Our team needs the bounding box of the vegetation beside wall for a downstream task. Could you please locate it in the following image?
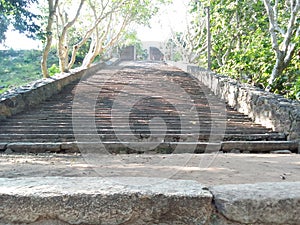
[169,0,300,100]
[0,49,58,94]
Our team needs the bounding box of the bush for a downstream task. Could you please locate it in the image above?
[48,64,60,76]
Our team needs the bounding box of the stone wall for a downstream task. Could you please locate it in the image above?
[0,59,118,121]
[169,62,300,141]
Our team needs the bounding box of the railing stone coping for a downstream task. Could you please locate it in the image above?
[0,58,119,121]
[0,177,299,225]
[168,61,300,141]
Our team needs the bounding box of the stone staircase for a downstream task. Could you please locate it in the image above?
[0,61,298,153]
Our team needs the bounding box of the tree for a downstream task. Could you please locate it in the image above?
[80,0,166,68]
[263,0,300,88]
[41,0,59,78]
[173,0,299,98]
[209,0,273,85]
[56,0,85,72]
[39,0,169,74]
[80,0,128,68]
[0,0,40,43]
[40,0,175,78]
[168,1,207,64]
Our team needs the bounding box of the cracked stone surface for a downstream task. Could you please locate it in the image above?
[0,177,212,225]
[1,177,300,225]
[210,182,300,225]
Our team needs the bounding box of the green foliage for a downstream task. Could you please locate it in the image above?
[164,38,183,62]
[0,0,40,43]
[48,64,60,76]
[190,0,300,100]
[293,77,300,100]
[0,48,85,95]
[0,49,58,94]
[118,31,148,60]
[173,52,183,62]
[117,0,171,26]
[270,75,300,100]
[274,57,300,100]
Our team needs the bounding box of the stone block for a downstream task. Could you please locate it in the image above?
[210,182,300,225]
[270,149,292,154]
[0,177,212,225]
[222,141,298,152]
[0,143,7,151]
[60,142,79,152]
[7,142,61,153]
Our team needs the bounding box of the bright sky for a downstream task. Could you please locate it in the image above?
[0,0,187,50]
[136,0,187,42]
[0,30,43,50]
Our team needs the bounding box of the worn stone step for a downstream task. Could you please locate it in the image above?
[0,126,271,133]
[0,61,289,154]
[1,177,299,225]
[0,120,260,128]
[0,118,265,124]
[0,133,286,141]
[0,118,246,124]
[8,114,246,120]
[1,141,222,153]
[221,140,299,153]
[4,110,249,118]
[0,124,252,131]
[0,128,273,134]
[0,177,213,225]
[0,120,270,126]
[1,140,297,153]
[210,182,300,225]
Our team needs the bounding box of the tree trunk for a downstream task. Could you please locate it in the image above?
[58,45,69,72]
[57,0,85,72]
[41,0,58,78]
[41,38,51,78]
[269,50,285,86]
[263,0,300,88]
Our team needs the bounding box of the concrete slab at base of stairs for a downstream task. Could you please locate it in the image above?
[210,182,300,225]
[0,177,299,225]
[0,177,212,225]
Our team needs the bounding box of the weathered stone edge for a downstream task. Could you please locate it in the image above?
[168,61,300,141]
[0,58,120,121]
[0,177,300,225]
[0,177,213,225]
[210,181,300,225]
[0,140,299,154]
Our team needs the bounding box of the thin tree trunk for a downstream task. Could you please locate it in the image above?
[41,0,59,78]
[57,0,85,72]
[67,2,113,70]
[263,0,300,87]
[269,51,285,86]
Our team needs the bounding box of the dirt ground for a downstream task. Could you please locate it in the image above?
[0,152,299,186]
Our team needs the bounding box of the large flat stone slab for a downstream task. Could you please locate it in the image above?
[221,140,299,152]
[210,182,300,225]
[0,177,212,225]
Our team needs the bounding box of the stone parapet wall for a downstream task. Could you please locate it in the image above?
[169,62,300,140]
[0,59,118,121]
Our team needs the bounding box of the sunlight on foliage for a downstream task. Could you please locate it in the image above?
[180,0,300,100]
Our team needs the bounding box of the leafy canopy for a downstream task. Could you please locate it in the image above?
[0,0,40,43]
